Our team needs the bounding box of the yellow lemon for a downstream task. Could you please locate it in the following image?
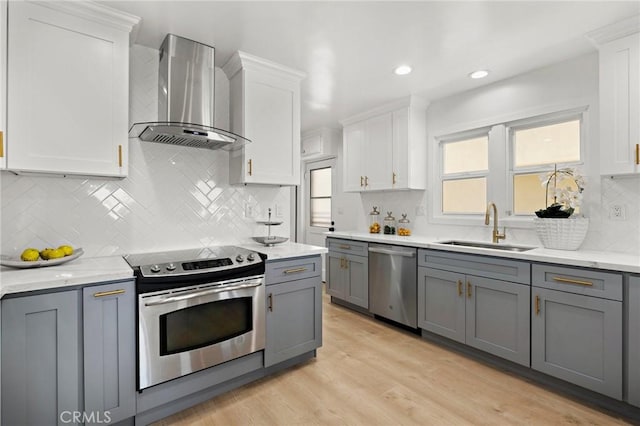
[58,245,74,256]
[48,248,65,260]
[20,248,40,262]
[40,248,54,260]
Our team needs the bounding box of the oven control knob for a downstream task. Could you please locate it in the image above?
[166,263,176,271]
[247,253,255,261]
[150,264,161,273]
[236,254,245,263]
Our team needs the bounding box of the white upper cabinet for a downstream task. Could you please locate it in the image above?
[0,1,6,170]
[5,1,139,177]
[223,51,305,186]
[341,96,428,192]
[588,17,640,176]
[301,127,340,159]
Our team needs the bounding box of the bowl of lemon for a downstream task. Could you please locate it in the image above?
[1,245,84,268]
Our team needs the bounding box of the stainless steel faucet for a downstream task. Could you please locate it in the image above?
[485,202,506,244]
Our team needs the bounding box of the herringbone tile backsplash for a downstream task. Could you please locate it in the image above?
[1,45,291,258]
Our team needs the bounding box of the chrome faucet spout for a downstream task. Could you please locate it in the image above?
[485,202,506,244]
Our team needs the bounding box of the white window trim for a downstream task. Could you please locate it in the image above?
[430,105,589,229]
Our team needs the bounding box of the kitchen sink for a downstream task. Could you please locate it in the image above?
[436,240,536,252]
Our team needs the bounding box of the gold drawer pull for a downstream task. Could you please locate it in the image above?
[339,244,351,250]
[535,295,540,315]
[118,144,123,167]
[93,289,125,298]
[552,276,593,286]
[0,131,4,158]
[283,267,307,274]
[248,159,253,176]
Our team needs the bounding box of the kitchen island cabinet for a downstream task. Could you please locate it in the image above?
[326,238,369,309]
[83,280,136,424]
[2,289,81,425]
[531,264,623,400]
[223,51,305,186]
[5,1,138,177]
[265,256,323,367]
[418,249,531,366]
[628,275,640,407]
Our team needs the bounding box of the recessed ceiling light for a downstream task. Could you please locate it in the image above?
[469,70,489,79]
[394,65,412,75]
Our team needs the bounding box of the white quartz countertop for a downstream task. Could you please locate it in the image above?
[328,231,640,274]
[0,255,134,298]
[240,241,328,261]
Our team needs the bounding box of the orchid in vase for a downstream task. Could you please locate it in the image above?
[534,165,585,219]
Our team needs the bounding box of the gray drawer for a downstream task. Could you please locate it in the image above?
[532,264,622,301]
[419,249,530,285]
[266,256,321,286]
[327,238,368,257]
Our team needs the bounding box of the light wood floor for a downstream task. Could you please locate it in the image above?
[154,290,635,425]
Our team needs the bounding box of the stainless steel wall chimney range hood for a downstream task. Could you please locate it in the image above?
[129,34,250,150]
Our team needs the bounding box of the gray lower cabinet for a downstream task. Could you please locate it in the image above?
[628,274,640,407]
[83,281,136,424]
[531,281,623,399]
[418,266,530,366]
[327,250,368,308]
[265,256,323,367]
[2,290,81,426]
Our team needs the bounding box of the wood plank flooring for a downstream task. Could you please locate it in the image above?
[154,290,635,425]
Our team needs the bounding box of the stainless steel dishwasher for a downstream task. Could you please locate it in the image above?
[368,243,417,328]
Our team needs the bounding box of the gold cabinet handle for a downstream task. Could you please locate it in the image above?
[535,295,540,316]
[0,130,4,158]
[457,280,463,296]
[636,144,639,165]
[552,276,593,286]
[360,176,364,187]
[93,289,125,298]
[248,159,253,176]
[339,244,351,250]
[268,293,273,312]
[392,172,397,185]
[365,176,369,187]
[467,281,472,298]
[118,144,123,167]
[283,267,307,274]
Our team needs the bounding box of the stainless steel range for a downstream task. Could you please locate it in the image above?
[125,246,266,390]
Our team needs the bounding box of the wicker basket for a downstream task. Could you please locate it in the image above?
[533,217,589,250]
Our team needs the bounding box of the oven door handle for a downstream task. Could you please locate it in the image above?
[143,281,262,306]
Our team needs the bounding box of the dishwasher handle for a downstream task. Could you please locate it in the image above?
[368,247,416,258]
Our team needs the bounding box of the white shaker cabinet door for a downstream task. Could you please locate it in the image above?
[7,2,135,177]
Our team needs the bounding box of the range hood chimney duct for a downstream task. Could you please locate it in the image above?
[129,34,250,150]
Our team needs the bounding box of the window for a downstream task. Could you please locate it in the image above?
[440,135,488,214]
[309,167,332,227]
[511,117,582,215]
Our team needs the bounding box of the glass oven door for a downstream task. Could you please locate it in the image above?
[138,276,265,390]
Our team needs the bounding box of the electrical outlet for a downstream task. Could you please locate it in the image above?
[244,203,254,218]
[610,204,626,220]
[275,204,283,218]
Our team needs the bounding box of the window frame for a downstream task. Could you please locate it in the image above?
[506,107,587,219]
[437,127,491,218]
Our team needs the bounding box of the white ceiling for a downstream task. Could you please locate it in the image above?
[102,1,640,132]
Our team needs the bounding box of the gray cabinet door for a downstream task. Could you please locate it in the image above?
[327,251,346,299]
[531,287,622,399]
[628,275,640,407]
[466,276,530,366]
[418,267,465,343]
[265,276,323,367]
[2,290,81,426]
[346,254,368,308]
[83,281,136,424]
